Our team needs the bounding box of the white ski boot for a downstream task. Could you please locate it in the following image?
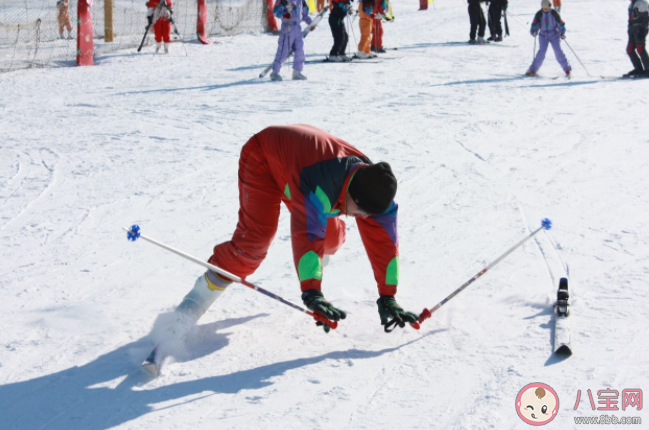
[155,42,162,53]
[175,271,231,323]
[164,42,170,54]
[292,69,307,80]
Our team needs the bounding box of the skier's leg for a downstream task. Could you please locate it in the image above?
[292,28,306,72]
[529,36,549,72]
[154,20,163,43]
[375,18,383,49]
[487,3,495,37]
[468,5,478,40]
[329,14,343,56]
[272,22,291,73]
[209,135,283,279]
[478,6,486,38]
[636,27,649,70]
[627,29,644,71]
[358,15,372,54]
[341,21,349,55]
[551,38,571,72]
[493,4,503,37]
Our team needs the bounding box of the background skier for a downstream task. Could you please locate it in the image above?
[328,0,353,61]
[146,0,173,53]
[270,0,313,81]
[487,0,508,42]
[625,0,649,77]
[175,124,419,334]
[357,0,386,58]
[526,0,571,77]
[56,0,73,40]
[467,0,487,44]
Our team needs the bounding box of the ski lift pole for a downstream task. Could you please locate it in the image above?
[124,225,338,330]
[417,219,553,326]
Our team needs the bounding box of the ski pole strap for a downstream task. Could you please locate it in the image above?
[383,318,421,333]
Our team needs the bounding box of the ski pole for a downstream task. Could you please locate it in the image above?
[123,225,339,330]
[416,218,553,326]
[137,21,153,52]
[562,39,590,77]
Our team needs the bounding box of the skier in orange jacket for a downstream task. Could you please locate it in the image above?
[178,125,419,333]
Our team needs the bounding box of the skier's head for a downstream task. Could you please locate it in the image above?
[541,0,551,10]
[347,162,397,216]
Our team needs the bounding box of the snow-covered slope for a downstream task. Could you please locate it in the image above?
[1,0,647,428]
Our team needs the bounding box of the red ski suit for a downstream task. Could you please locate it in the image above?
[209,125,400,296]
[147,0,173,43]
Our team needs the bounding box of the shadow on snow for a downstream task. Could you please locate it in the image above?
[0,315,444,430]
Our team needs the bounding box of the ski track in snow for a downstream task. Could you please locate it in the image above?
[1,0,649,429]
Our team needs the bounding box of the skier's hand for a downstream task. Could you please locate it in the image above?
[147,14,153,25]
[376,295,419,332]
[302,290,347,333]
[560,33,566,40]
[282,12,291,19]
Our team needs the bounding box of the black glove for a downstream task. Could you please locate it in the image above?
[302,290,347,333]
[376,295,419,332]
[168,6,173,14]
[147,14,153,25]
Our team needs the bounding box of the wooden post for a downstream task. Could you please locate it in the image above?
[104,0,113,42]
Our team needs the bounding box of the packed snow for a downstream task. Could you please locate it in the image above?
[1,0,648,428]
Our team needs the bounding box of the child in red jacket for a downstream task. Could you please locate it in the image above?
[147,0,173,53]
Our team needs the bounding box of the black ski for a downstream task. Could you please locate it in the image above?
[553,277,572,356]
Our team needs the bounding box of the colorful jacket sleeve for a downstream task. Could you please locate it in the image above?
[302,0,313,25]
[356,202,399,296]
[530,10,542,35]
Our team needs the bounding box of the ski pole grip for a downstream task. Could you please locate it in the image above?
[418,308,432,324]
[310,310,338,330]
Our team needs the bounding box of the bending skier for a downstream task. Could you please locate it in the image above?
[525,0,571,77]
[270,0,313,81]
[625,0,649,77]
[177,125,419,333]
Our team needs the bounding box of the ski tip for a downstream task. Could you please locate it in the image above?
[126,224,141,241]
[541,218,552,230]
[555,345,572,357]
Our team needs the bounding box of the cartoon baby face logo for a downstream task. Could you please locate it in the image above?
[516,383,559,426]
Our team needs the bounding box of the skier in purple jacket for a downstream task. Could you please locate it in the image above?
[525,0,572,77]
[270,0,313,81]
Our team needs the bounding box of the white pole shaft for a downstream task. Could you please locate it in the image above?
[122,227,243,283]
